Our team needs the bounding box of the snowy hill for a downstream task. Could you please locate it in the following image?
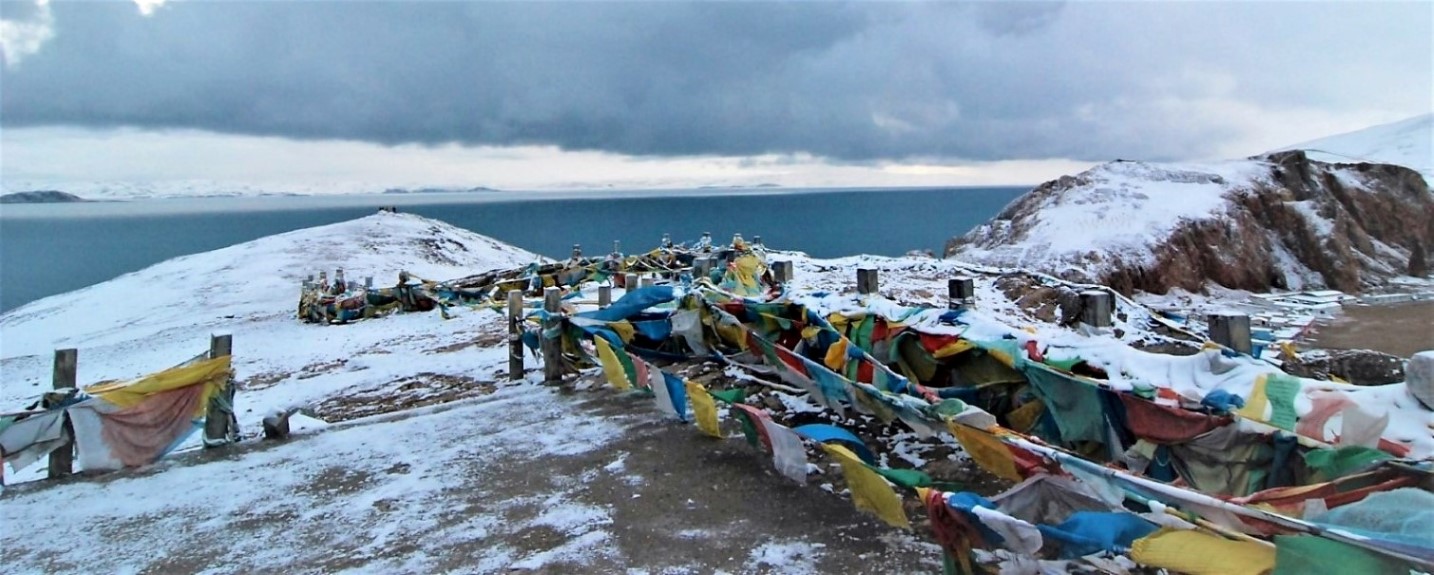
[946,151,1433,294]
[1277,113,1433,184]
[0,211,544,419]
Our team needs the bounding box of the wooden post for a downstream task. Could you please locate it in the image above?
[1080,290,1113,328]
[949,277,975,310]
[771,261,793,284]
[364,276,373,289]
[542,287,563,384]
[640,276,656,289]
[204,334,235,447]
[598,285,612,308]
[508,290,524,380]
[693,257,712,281]
[624,273,639,290]
[48,348,77,479]
[856,268,879,295]
[1208,312,1253,355]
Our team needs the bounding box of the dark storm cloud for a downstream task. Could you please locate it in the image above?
[1,1,1429,162]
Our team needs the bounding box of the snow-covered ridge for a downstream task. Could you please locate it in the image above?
[947,151,1433,294]
[1276,113,1432,184]
[948,158,1269,275]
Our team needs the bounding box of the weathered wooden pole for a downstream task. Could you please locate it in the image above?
[856,268,879,295]
[771,261,793,284]
[542,287,563,385]
[1079,290,1113,328]
[624,273,640,290]
[598,285,613,308]
[1208,312,1253,355]
[204,334,235,447]
[508,290,525,380]
[948,277,975,310]
[49,348,77,479]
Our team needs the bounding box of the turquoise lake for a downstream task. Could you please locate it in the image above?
[0,186,1025,311]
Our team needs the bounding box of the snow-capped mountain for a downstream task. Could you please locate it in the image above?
[1276,113,1432,184]
[946,151,1433,294]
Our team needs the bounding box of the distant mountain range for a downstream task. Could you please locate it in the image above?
[0,190,89,204]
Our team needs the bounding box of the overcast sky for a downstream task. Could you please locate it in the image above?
[1,0,1429,194]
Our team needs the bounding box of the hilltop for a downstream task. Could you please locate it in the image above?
[946,151,1433,294]
[1277,113,1432,184]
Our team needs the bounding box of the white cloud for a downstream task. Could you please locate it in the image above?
[0,127,1093,198]
[0,0,53,69]
[133,0,168,17]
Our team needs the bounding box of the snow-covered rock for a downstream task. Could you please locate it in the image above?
[946,151,1433,294]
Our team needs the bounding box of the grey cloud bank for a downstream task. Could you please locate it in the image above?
[1,1,1429,163]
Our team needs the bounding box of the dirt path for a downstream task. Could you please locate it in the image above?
[1305,300,1434,357]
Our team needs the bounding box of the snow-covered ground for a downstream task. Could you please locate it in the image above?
[2,211,1429,573]
[1276,113,1433,184]
[0,212,945,573]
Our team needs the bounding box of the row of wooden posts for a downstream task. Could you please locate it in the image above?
[43,334,235,479]
[501,266,1257,384]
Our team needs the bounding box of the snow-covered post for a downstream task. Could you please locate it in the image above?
[598,285,612,308]
[507,290,524,381]
[1208,312,1253,355]
[1079,290,1112,328]
[857,268,879,295]
[1408,351,1434,409]
[771,261,793,284]
[203,334,236,448]
[48,348,77,479]
[949,277,975,310]
[542,287,564,385]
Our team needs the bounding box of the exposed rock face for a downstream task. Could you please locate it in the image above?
[946,151,1434,295]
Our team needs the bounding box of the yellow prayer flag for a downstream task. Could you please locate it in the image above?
[686,381,723,439]
[949,422,1023,482]
[607,321,636,344]
[824,339,849,371]
[1237,374,1269,422]
[1130,528,1275,575]
[86,356,231,416]
[593,337,631,390]
[822,443,911,530]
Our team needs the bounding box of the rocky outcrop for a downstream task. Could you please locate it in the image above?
[946,151,1434,295]
[1283,349,1407,386]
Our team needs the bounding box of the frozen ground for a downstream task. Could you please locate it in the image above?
[0,212,944,574]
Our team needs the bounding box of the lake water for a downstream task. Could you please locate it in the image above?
[0,186,1024,311]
